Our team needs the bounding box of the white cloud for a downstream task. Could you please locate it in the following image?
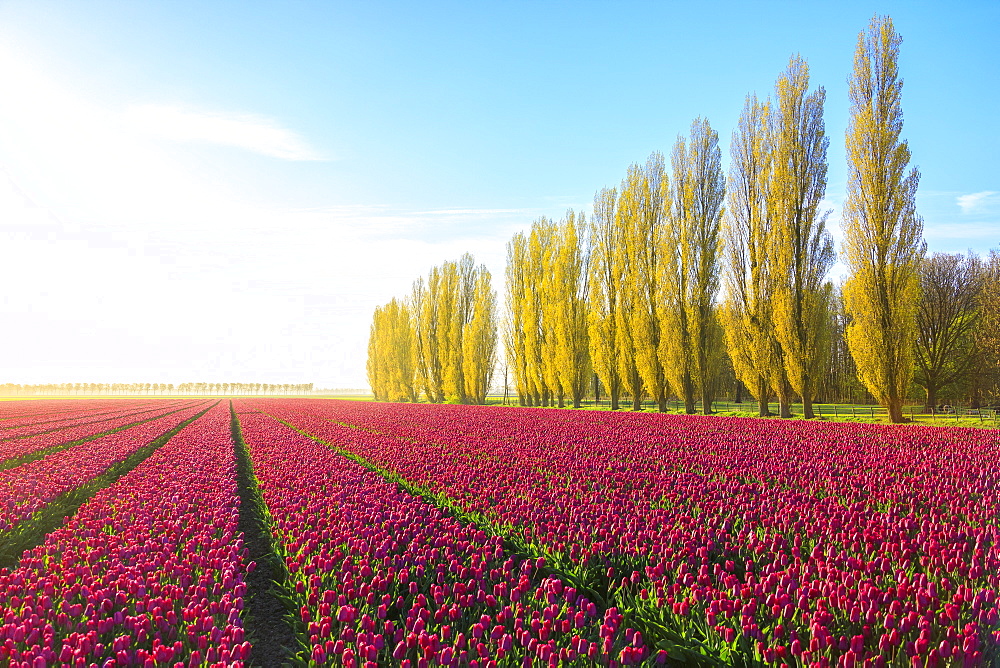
[122,104,325,161]
[956,191,997,214]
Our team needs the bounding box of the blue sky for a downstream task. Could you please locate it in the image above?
[0,1,996,388]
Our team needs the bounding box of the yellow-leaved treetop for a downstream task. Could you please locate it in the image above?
[366,298,417,402]
[528,218,557,406]
[505,232,531,405]
[461,262,497,405]
[366,306,388,401]
[413,268,446,402]
[661,118,725,414]
[613,171,648,411]
[587,187,623,409]
[409,254,497,404]
[721,94,779,417]
[550,211,591,408]
[410,276,437,402]
[619,154,671,411]
[842,15,926,423]
[507,219,560,407]
[438,259,463,401]
[770,55,835,420]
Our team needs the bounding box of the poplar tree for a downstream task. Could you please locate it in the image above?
[619,154,670,411]
[461,263,497,404]
[438,259,463,402]
[721,94,778,416]
[527,218,557,406]
[551,210,591,408]
[771,56,835,419]
[587,187,623,409]
[415,267,447,403]
[842,15,926,423]
[505,233,531,405]
[662,118,725,414]
[614,174,647,411]
[366,298,417,402]
[366,307,387,401]
[410,277,436,402]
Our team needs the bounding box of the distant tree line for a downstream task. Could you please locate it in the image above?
[0,382,315,396]
[367,17,1000,422]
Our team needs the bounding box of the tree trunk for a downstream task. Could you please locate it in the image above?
[801,374,816,418]
[683,373,696,414]
[802,396,815,419]
[777,383,792,418]
[756,376,771,417]
[923,385,938,413]
[888,399,905,424]
[701,387,713,415]
[557,393,565,408]
[630,369,643,410]
[611,391,620,410]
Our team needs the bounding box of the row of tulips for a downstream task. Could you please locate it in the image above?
[235,406,659,666]
[0,402,250,665]
[0,401,211,535]
[0,400,146,430]
[0,400,109,420]
[0,400,183,440]
[0,398,171,428]
[256,399,1000,667]
[0,400,203,466]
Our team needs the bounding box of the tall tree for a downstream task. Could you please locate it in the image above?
[439,259,464,402]
[413,271,446,403]
[771,56,836,419]
[367,301,416,402]
[461,263,498,405]
[721,94,778,417]
[527,218,558,406]
[613,173,648,411]
[505,233,531,406]
[587,187,623,410]
[842,15,926,423]
[551,210,592,408]
[367,306,387,401]
[619,154,670,411]
[914,253,985,411]
[662,118,725,414]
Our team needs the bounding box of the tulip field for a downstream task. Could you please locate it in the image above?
[0,398,997,666]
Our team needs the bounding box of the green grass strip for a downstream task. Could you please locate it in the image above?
[230,403,309,667]
[0,402,206,473]
[0,403,216,570]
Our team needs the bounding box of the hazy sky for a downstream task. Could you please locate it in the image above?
[0,1,996,388]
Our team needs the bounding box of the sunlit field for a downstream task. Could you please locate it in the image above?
[0,397,997,665]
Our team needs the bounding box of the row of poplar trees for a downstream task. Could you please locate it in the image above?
[369,16,946,423]
[367,254,497,404]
